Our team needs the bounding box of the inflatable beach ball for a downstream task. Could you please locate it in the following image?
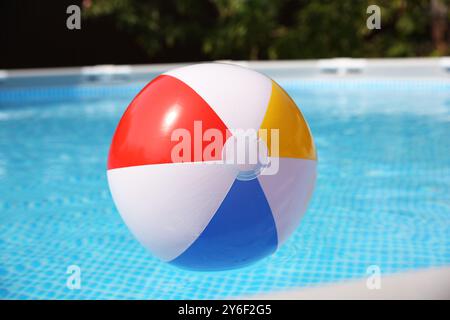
[107,63,317,271]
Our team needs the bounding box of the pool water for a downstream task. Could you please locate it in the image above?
[0,79,449,299]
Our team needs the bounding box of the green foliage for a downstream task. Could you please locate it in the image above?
[84,0,450,61]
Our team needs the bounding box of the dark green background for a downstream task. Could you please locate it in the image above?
[2,0,449,69]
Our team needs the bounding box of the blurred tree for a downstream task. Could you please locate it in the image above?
[84,0,218,61]
[83,0,450,61]
[431,0,449,54]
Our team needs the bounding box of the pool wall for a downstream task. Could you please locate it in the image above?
[1,58,449,89]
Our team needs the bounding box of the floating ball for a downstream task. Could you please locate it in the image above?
[107,63,317,271]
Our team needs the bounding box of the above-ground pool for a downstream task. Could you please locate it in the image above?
[0,75,449,299]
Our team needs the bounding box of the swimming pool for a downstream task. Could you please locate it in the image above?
[0,71,449,299]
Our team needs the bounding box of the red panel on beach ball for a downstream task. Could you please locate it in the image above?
[108,75,229,170]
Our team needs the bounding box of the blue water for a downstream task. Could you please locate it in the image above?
[0,79,449,299]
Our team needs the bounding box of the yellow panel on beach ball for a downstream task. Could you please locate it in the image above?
[259,81,316,160]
